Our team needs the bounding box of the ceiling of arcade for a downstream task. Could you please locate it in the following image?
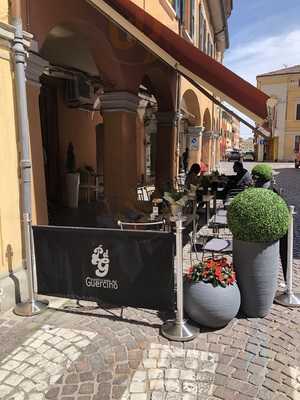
[25,0,177,103]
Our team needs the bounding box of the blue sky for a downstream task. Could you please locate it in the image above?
[224,0,300,138]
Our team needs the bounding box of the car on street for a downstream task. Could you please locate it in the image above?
[242,151,255,161]
[227,150,241,161]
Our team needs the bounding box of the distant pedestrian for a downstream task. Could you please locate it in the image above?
[182,148,189,174]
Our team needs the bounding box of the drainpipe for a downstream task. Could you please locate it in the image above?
[11,2,48,316]
[175,1,184,181]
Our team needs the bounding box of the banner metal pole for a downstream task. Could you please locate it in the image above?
[12,18,48,316]
[275,205,300,307]
[161,217,198,341]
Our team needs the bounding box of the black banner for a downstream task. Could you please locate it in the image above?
[33,226,175,310]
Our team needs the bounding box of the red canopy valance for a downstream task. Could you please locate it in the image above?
[87,0,269,125]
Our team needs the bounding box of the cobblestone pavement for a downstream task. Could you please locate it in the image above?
[0,162,299,400]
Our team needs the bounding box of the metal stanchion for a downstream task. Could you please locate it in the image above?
[14,214,48,316]
[161,217,198,341]
[275,206,300,307]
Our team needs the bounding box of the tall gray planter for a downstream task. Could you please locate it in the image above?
[184,280,240,328]
[233,239,279,318]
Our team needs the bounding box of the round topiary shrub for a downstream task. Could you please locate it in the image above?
[251,164,273,181]
[228,188,289,242]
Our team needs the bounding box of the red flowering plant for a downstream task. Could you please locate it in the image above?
[186,257,236,288]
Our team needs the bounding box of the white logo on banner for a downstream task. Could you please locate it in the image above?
[85,245,119,290]
[91,245,110,278]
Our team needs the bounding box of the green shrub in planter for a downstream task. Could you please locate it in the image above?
[228,188,290,317]
[251,164,273,182]
[228,188,289,242]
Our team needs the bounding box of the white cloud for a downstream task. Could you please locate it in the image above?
[224,30,300,137]
[225,29,300,85]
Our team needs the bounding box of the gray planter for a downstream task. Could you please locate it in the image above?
[183,280,240,328]
[233,239,279,318]
[255,180,271,189]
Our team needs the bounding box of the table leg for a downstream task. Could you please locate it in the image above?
[206,201,210,225]
[213,193,217,215]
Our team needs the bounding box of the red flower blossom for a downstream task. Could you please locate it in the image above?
[185,257,236,287]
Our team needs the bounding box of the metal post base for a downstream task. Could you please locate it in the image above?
[161,319,198,342]
[275,292,300,307]
[14,299,49,316]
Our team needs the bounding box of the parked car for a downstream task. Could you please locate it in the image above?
[242,151,255,161]
[227,151,241,161]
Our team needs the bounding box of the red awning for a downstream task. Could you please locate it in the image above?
[87,0,269,125]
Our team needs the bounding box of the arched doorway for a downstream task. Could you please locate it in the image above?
[180,90,201,171]
[136,76,159,186]
[39,24,103,223]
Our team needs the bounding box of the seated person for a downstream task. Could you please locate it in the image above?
[185,163,203,205]
[185,163,202,189]
[230,161,252,188]
[223,161,252,198]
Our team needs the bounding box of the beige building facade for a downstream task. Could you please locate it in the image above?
[0,0,233,312]
[257,65,300,161]
[138,0,233,172]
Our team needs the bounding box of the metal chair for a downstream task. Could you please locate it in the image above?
[145,186,155,199]
[202,237,232,260]
[137,186,151,201]
[118,219,166,231]
[209,212,228,235]
[175,175,186,192]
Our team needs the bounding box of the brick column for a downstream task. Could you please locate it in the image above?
[101,92,139,212]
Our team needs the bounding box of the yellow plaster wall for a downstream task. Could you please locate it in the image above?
[131,0,179,32]
[57,91,99,174]
[286,87,300,131]
[27,83,48,225]
[284,134,296,161]
[0,0,9,23]
[0,46,23,274]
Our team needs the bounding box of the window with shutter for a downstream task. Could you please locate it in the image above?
[296,104,300,120]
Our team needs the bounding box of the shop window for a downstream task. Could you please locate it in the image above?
[207,35,214,57]
[203,20,207,53]
[198,8,205,51]
[189,0,195,38]
[295,135,300,152]
[296,104,300,120]
[168,0,179,14]
[179,0,195,40]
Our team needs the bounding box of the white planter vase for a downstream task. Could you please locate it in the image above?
[65,173,80,208]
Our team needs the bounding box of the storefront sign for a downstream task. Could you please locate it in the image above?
[189,135,200,150]
[33,226,175,310]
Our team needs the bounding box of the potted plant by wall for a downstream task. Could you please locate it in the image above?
[184,257,240,328]
[228,188,289,317]
[65,142,80,208]
[251,164,273,188]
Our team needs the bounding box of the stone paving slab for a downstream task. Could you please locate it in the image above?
[0,324,96,399]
